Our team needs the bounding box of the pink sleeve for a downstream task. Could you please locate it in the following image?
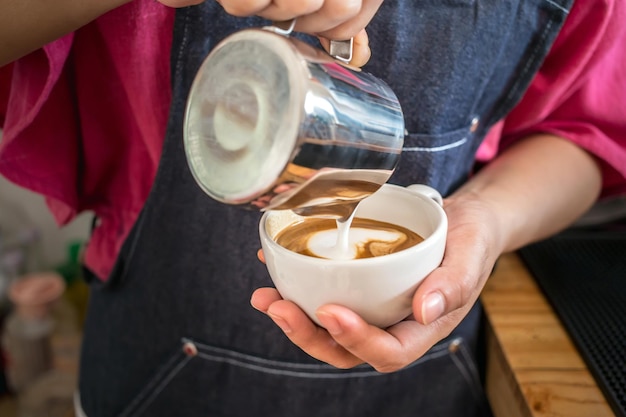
[0,63,13,126]
[501,0,626,198]
[0,35,79,224]
[525,67,626,197]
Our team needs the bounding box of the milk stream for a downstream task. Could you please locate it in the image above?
[334,211,356,260]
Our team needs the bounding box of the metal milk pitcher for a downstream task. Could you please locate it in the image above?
[183,22,405,217]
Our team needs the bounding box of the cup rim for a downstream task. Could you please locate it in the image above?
[259,184,447,265]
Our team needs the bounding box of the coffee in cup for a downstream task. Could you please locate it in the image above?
[274,217,424,260]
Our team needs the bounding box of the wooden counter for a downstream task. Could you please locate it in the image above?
[481,253,615,417]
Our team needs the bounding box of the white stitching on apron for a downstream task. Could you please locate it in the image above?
[403,137,468,153]
[543,0,569,14]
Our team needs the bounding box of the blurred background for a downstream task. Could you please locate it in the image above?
[0,144,92,417]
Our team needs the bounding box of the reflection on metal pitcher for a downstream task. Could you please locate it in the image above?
[183,26,404,214]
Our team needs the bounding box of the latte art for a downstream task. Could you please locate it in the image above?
[275,218,424,260]
[308,228,408,259]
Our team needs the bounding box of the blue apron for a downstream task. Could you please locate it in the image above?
[78,1,573,416]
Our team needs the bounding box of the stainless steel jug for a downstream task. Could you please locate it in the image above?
[183,22,405,217]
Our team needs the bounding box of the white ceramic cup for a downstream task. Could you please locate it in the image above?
[259,183,447,328]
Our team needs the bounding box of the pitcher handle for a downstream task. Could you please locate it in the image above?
[267,19,297,35]
[329,38,353,63]
[267,20,353,63]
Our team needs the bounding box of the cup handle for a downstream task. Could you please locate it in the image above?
[406,184,444,206]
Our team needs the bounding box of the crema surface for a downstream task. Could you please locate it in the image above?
[275,218,424,260]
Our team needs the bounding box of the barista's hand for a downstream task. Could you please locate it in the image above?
[215,0,383,67]
[252,133,601,370]
[251,194,502,371]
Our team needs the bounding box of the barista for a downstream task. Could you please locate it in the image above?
[1,1,625,416]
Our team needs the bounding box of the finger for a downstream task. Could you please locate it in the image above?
[312,0,383,40]
[291,0,363,35]
[412,230,491,325]
[217,0,271,17]
[351,29,371,66]
[259,0,324,22]
[266,300,363,368]
[315,304,444,372]
[257,249,266,264]
[250,287,282,312]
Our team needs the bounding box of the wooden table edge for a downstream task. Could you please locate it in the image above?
[481,252,616,417]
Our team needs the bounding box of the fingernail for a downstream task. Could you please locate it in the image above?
[316,311,342,335]
[422,292,446,325]
[250,299,264,313]
[268,313,291,333]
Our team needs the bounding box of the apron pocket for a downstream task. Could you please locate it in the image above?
[117,336,490,417]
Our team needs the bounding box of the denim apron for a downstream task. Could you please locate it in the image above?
[78,1,573,416]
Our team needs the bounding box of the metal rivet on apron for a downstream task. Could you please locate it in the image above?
[470,117,480,133]
[182,341,198,357]
[448,337,462,353]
